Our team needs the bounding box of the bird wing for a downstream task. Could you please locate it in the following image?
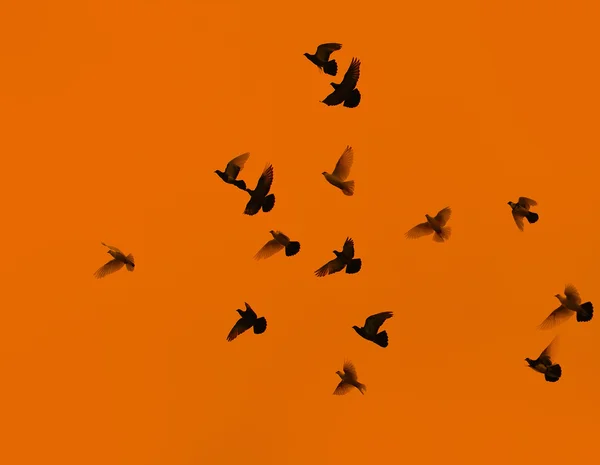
[225,152,250,178]
[405,222,434,239]
[342,237,355,259]
[434,207,452,226]
[333,381,354,396]
[321,58,361,106]
[226,317,253,342]
[518,197,537,209]
[331,146,354,181]
[564,284,582,305]
[539,336,559,362]
[364,311,393,335]
[253,163,274,197]
[511,210,525,231]
[316,43,342,62]
[93,259,125,279]
[254,239,285,260]
[343,360,358,381]
[101,242,123,255]
[314,257,345,277]
[538,305,574,330]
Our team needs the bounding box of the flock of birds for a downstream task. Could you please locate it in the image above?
[93,43,594,395]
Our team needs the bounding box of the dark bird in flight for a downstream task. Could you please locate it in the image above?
[94,242,135,279]
[508,197,539,231]
[321,57,361,108]
[538,284,594,329]
[215,152,250,190]
[254,230,300,260]
[244,163,276,215]
[226,302,267,342]
[304,43,342,76]
[315,237,362,277]
[333,360,366,395]
[353,311,394,348]
[525,336,562,382]
[322,145,355,196]
[405,207,452,242]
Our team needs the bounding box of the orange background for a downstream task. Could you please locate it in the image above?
[1,1,599,464]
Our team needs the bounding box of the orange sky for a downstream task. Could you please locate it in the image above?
[1,1,599,464]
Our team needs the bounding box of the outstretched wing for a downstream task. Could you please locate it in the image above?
[538,305,573,330]
[101,242,123,255]
[331,146,354,181]
[315,257,345,277]
[321,58,361,106]
[364,311,393,335]
[93,259,125,279]
[434,207,452,226]
[254,239,284,260]
[405,222,434,239]
[518,197,537,209]
[539,336,559,363]
[316,43,342,62]
[333,381,353,396]
[253,163,274,197]
[564,284,582,305]
[342,237,355,259]
[226,317,253,342]
[511,209,526,231]
[343,360,358,381]
[225,152,250,179]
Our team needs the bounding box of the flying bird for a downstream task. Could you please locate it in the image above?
[215,152,250,190]
[525,336,562,382]
[333,360,366,395]
[244,163,276,215]
[254,230,301,260]
[405,207,452,242]
[226,302,267,342]
[304,43,342,76]
[94,242,135,279]
[352,311,393,348]
[315,237,362,277]
[538,284,594,329]
[322,145,355,196]
[508,197,539,231]
[321,57,361,108]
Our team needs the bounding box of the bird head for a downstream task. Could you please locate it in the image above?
[507,201,514,206]
[236,309,245,317]
[554,294,561,299]
[321,171,328,176]
[333,250,342,257]
[303,52,310,58]
[425,214,433,221]
[336,371,344,379]
[524,358,533,366]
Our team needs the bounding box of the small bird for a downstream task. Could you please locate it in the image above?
[322,145,355,196]
[405,207,452,242]
[508,197,539,231]
[244,163,276,215]
[254,230,301,260]
[333,360,366,395]
[525,336,562,382]
[352,312,394,348]
[226,302,267,342]
[215,152,250,190]
[94,242,135,279]
[321,57,361,108]
[304,43,342,76]
[315,237,362,277]
[539,284,594,329]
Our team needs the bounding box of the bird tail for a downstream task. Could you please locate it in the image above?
[253,317,267,335]
[285,241,301,257]
[233,179,247,190]
[340,180,355,196]
[345,258,362,274]
[262,194,275,213]
[433,226,451,242]
[343,89,361,109]
[323,60,338,76]
[356,382,366,394]
[126,254,135,271]
[373,331,388,348]
[544,364,562,382]
[577,302,594,322]
[525,211,539,224]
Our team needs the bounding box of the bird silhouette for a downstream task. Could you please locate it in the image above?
[322,145,355,196]
[215,152,250,190]
[254,230,301,260]
[333,360,366,395]
[244,163,276,215]
[352,311,393,348]
[321,57,361,108]
[525,336,562,382]
[94,242,135,279]
[226,302,267,342]
[304,43,342,76]
[539,284,594,329]
[315,237,362,277]
[508,197,539,231]
[405,207,452,242]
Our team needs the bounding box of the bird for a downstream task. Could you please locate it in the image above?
[333,360,366,395]
[244,163,276,215]
[352,311,394,348]
[405,207,452,242]
[254,230,301,260]
[93,242,135,279]
[215,152,250,190]
[525,336,562,382]
[508,197,539,231]
[226,302,267,342]
[322,145,355,196]
[538,284,594,329]
[304,43,342,76]
[315,237,362,277]
[321,57,361,108]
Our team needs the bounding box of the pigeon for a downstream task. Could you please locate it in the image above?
[352,311,394,348]
[215,152,250,190]
[315,237,362,277]
[244,163,276,215]
[538,284,594,329]
[94,242,135,279]
[226,302,267,342]
[405,207,452,242]
[525,336,562,382]
[508,197,539,231]
[321,57,361,108]
[254,230,301,260]
[333,360,366,395]
[322,145,355,196]
[304,43,342,76]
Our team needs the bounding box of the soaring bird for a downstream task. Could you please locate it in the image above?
[226,302,267,342]
[254,230,301,260]
[538,284,594,329]
[304,43,342,76]
[525,336,562,382]
[215,152,250,190]
[321,57,361,108]
[315,237,362,277]
[405,207,452,242]
[508,197,539,231]
[333,360,366,395]
[352,311,394,348]
[244,163,276,215]
[322,145,355,196]
[94,242,135,279]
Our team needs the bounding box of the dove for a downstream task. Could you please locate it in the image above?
[525,336,562,382]
[322,145,355,196]
[352,311,393,348]
[304,43,342,76]
[215,152,250,190]
[226,302,267,342]
[321,57,361,108]
[508,197,539,231]
[314,237,362,277]
[405,207,452,242]
[244,163,276,216]
[254,230,301,260]
[538,284,594,329]
[93,242,135,279]
[333,360,366,395]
